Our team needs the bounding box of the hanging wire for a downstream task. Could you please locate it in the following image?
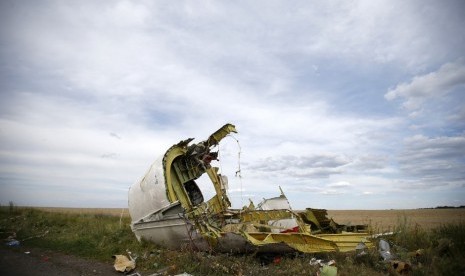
[216,134,243,207]
[227,134,243,207]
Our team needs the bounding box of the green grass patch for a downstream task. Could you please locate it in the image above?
[1,207,464,275]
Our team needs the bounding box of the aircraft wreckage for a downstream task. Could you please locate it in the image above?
[129,124,372,253]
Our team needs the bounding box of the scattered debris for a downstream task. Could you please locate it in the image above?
[310,257,321,266]
[378,239,394,261]
[390,260,411,274]
[310,258,336,267]
[5,239,20,247]
[22,230,49,241]
[273,256,282,265]
[318,265,338,276]
[326,260,336,266]
[376,238,415,274]
[113,254,136,273]
[371,232,394,238]
[408,248,423,258]
[148,265,177,276]
[355,242,368,256]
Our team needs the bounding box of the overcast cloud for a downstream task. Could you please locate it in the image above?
[1,0,464,209]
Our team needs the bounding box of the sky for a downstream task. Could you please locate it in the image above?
[1,0,464,210]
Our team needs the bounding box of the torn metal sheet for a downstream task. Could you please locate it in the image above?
[128,123,373,253]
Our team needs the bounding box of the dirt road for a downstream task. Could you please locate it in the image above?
[0,246,121,276]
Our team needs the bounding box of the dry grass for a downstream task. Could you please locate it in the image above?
[328,209,465,232]
[32,207,130,217]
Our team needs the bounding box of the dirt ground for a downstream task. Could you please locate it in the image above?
[0,246,121,276]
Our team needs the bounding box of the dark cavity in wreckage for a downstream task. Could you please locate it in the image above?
[128,124,372,253]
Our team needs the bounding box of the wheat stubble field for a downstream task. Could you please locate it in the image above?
[328,209,465,232]
[35,207,465,232]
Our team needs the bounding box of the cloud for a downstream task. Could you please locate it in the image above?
[247,154,351,179]
[328,181,351,188]
[320,189,347,195]
[348,154,390,171]
[385,59,465,111]
[101,153,118,159]
[396,134,465,189]
[283,184,349,196]
[249,154,351,171]
[110,133,121,139]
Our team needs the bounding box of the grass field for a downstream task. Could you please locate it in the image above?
[2,206,465,275]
